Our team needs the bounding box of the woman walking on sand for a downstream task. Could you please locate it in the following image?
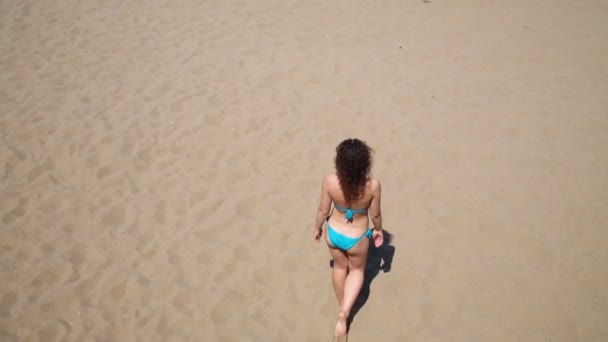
[313,138,384,339]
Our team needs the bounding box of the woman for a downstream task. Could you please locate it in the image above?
[313,138,384,338]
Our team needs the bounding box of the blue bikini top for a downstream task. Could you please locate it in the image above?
[334,204,368,222]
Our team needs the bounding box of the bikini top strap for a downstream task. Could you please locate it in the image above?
[334,204,368,221]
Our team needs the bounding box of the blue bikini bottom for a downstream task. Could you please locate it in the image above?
[327,224,372,251]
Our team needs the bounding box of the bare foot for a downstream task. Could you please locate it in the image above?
[334,311,348,337]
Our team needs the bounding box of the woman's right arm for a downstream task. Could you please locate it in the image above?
[313,175,332,241]
[369,179,383,231]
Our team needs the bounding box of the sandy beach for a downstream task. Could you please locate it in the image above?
[1,0,608,341]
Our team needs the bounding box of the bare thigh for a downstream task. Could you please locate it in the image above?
[327,236,349,268]
[345,236,369,269]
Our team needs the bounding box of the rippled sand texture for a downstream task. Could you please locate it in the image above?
[1,0,608,341]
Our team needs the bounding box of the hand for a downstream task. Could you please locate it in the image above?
[313,227,323,242]
[372,229,384,247]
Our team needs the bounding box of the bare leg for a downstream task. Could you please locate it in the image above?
[335,237,369,336]
[327,239,349,308]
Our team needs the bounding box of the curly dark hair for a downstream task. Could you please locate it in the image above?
[335,138,373,204]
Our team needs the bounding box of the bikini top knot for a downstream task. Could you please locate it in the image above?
[334,204,367,223]
[345,209,354,222]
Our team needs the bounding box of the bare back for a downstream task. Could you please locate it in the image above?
[325,174,380,238]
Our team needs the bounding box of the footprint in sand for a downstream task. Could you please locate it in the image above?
[101,203,126,227]
[96,165,113,179]
[234,198,256,219]
[2,197,28,224]
[0,292,17,318]
[27,158,54,182]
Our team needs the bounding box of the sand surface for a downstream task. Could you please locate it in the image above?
[1,0,608,341]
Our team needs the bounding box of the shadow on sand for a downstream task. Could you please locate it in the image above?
[329,230,396,331]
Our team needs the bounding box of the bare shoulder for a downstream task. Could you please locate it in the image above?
[369,178,381,191]
[323,174,339,187]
